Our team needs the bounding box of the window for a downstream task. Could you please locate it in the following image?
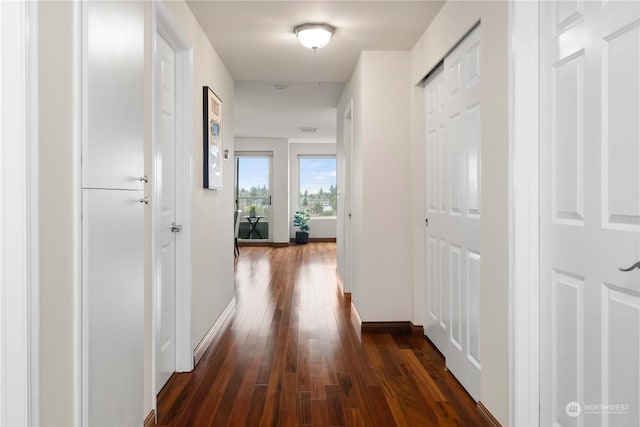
[298,156,337,217]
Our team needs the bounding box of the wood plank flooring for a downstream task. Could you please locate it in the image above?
[156,243,490,426]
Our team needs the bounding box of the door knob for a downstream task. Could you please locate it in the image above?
[138,175,149,183]
[139,197,150,205]
[619,261,640,272]
[171,222,182,233]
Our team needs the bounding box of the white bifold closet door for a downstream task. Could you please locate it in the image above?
[82,1,146,425]
[425,25,481,401]
[540,1,640,426]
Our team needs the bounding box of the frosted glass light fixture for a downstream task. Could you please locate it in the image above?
[294,23,335,50]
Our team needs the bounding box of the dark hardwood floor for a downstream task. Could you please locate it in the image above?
[156,243,489,426]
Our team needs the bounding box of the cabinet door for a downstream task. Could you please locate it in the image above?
[82,0,144,190]
[83,189,144,426]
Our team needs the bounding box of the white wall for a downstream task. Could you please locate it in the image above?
[337,51,413,321]
[234,137,290,244]
[409,2,509,423]
[289,143,337,240]
[38,2,79,424]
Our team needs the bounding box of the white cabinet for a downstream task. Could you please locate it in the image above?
[82,189,144,426]
[81,1,146,425]
[82,0,144,190]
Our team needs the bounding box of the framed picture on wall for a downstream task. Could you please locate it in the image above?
[203,86,223,189]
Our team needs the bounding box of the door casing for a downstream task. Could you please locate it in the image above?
[0,1,40,424]
[508,2,540,426]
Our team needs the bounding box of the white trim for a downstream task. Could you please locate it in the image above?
[72,2,82,426]
[79,3,90,424]
[508,1,540,426]
[151,0,194,406]
[192,297,235,366]
[26,3,40,424]
[0,0,39,424]
[72,3,82,424]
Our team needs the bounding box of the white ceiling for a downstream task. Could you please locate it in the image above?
[234,81,345,142]
[186,0,445,142]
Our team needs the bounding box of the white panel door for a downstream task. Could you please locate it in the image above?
[425,25,481,401]
[342,107,353,293]
[540,1,640,426]
[156,33,177,393]
[83,189,144,426]
[83,0,144,190]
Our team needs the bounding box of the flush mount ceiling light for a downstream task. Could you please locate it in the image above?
[299,127,319,133]
[294,23,335,50]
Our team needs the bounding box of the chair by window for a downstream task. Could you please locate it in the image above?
[234,209,242,257]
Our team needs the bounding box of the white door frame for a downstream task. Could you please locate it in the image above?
[0,0,40,425]
[151,0,194,403]
[508,1,540,426]
[342,100,353,293]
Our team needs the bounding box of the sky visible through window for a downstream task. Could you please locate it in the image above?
[237,157,269,191]
[299,158,336,194]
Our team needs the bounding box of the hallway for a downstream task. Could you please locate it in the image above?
[156,243,489,426]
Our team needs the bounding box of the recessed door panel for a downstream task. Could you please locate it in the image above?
[466,250,481,368]
[602,284,640,427]
[602,22,640,230]
[551,270,584,427]
[552,52,585,225]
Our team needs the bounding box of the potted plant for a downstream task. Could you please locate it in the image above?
[293,209,310,244]
[249,204,257,218]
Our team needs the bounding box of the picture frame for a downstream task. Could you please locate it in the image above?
[203,86,223,189]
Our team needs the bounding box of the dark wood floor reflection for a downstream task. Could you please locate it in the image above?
[156,243,489,426]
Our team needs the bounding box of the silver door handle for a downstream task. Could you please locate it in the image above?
[619,261,640,272]
[138,175,149,183]
[139,197,150,205]
[171,222,182,233]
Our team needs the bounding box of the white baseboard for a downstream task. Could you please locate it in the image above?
[193,297,236,366]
